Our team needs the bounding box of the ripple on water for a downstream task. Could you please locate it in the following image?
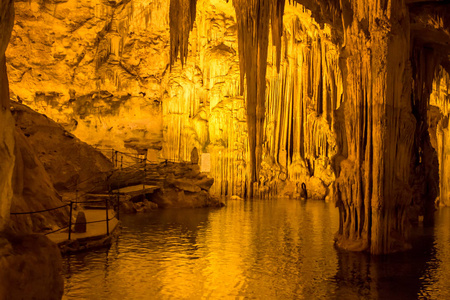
[62,200,450,300]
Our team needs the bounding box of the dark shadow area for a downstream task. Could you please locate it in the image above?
[333,225,435,299]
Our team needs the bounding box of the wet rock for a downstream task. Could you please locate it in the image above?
[196,177,214,191]
[120,201,135,214]
[134,199,158,213]
[173,179,202,193]
[0,232,64,300]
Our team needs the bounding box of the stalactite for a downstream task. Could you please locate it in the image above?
[271,0,286,72]
[429,66,450,209]
[262,6,341,201]
[232,0,286,196]
[169,0,198,67]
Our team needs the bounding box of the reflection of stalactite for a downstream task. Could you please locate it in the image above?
[169,0,198,67]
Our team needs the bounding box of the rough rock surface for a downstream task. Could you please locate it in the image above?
[10,128,70,233]
[110,161,222,209]
[11,101,114,193]
[1,2,64,299]
[7,0,450,254]
[6,1,339,200]
[0,232,64,300]
[430,69,450,207]
[0,0,15,231]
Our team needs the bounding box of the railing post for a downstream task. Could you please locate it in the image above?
[68,202,73,240]
[75,178,78,209]
[115,151,118,168]
[120,154,123,170]
[116,192,120,220]
[105,198,109,236]
[143,155,146,190]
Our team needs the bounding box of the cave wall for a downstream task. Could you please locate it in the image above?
[0,0,16,231]
[430,67,450,207]
[7,0,342,198]
[7,0,168,159]
[1,2,65,299]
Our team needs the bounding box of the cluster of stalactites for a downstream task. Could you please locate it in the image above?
[169,0,197,67]
[168,0,286,188]
[232,0,286,190]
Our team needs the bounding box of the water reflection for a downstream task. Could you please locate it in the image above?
[62,201,450,299]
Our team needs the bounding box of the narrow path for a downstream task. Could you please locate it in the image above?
[47,209,119,245]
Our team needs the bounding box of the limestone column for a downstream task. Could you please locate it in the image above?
[335,0,415,254]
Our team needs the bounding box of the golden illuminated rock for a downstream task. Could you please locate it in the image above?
[4,0,450,254]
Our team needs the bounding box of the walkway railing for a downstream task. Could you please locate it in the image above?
[9,147,171,241]
[10,196,120,240]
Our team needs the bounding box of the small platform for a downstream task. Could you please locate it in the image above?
[112,184,159,196]
[46,209,120,254]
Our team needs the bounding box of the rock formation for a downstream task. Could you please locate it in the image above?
[5,0,450,254]
[0,0,15,232]
[0,231,64,300]
[1,1,64,298]
[9,128,70,233]
[11,101,114,193]
[108,160,221,211]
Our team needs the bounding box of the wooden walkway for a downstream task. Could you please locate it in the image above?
[47,209,120,253]
[112,184,159,196]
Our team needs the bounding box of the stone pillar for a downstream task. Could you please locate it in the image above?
[335,0,415,254]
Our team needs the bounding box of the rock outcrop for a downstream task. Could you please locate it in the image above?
[0,232,64,300]
[109,161,222,210]
[1,1,64,299]
[6,0,450,254]
[9,128,70,233]
[11,101,114,193]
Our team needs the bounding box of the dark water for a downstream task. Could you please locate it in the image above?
[62,199,450,299]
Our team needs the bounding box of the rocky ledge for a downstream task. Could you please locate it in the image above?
[109,161,224,213]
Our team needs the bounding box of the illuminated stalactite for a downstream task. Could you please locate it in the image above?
[431,67,450,207]
[263,8,341,199]
[271,0,286,72]
[231,0,285,196]
[169,0,198,66]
